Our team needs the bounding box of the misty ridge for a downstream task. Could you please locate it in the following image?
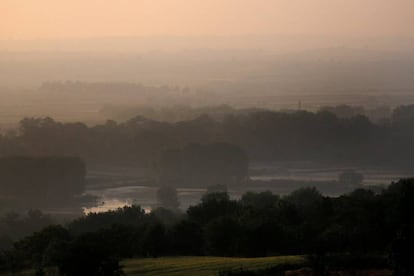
[2,36,414,90]
[1,48,414,94]
[3,0,414,272]
[1,37,414,274]
[0,101,413,214]
[2,41,414,130]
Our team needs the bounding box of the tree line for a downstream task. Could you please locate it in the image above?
[0,156,89,210]
[1,179,413,275]
[2,107,414,168]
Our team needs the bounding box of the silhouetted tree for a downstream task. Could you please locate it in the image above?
[338,170,364,188]
[13,225,70,275]
[205,217,242,256]
[0,156,87,209]
[157,186,180,210]
[171,220,203,255]
[142,223,167,258]
[57,232,124,276]
[390,225,414,276]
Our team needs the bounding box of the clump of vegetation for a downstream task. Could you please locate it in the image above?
[0,156,90,209]
[5,108,414,169]
[0,179,413,275]
[156,186,180,210]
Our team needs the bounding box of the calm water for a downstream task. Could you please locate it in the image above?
[83,164,412,214]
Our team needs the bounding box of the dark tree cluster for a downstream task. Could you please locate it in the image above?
[2,108,414,169]
[156,185,180,210]
[1,179,414,275]
[101,103,240,123]
[0,156,87,209]
[0,210,53,250]
[154,143,248,187]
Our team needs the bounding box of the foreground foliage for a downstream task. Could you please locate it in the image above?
[0,179,413,275]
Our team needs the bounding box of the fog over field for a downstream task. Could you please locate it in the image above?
[2,1,414,275]
[1,0,414,222]
[2,41,414,128]
[1,1,414,221]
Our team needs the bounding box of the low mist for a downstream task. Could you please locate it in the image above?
[1,1,414,275]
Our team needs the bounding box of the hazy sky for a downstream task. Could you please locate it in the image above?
[2,0,414,40]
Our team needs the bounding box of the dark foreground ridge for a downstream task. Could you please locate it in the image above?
[1,179,413,275]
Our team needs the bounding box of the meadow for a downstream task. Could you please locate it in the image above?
[121,256,306,276]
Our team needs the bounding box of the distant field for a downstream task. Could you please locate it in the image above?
[121,255,306,276]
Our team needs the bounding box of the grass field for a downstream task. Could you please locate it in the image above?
[121,255,306,276]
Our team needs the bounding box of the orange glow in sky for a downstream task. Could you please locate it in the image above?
[2,0,414,40]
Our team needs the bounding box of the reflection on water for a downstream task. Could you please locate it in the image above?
[83,199,152,214]
[82,164,411,215]
[250,164,412,186]
[82,185,156,214]
[82,185,208,214]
